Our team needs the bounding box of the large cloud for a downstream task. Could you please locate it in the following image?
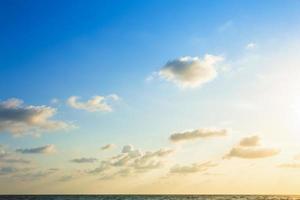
[225,136,280,159]
[158,55,223,88]
[67,94,119,112]
[0,98,71,136]
[16,144,56,154]
[169,128,227,142]
[89,145,173,179]
[170,161,217,174]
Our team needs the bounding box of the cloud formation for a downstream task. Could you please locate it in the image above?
[225,147,279,159]
[70,157,98,163]
[67,95,119,112]
[16,144,56,154]
[170,161,217,174]
[169,128,227,142]
[0,98,71,136]
[239,135,260,147]
[225,136,279,159]
[157,55,223,88]
[101,144,115,151]
[89,145,173,179]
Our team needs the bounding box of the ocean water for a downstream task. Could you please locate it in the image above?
[0,195,299,200]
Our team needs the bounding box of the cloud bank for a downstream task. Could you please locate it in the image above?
[158,55,223,88]
[169,128,227,142]
[67,95,119,112]
[0,98,71,136]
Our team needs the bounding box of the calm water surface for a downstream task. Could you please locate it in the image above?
[0,195,299,200]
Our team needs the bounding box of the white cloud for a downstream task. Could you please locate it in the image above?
[157,55,223,89]
[67,95,119,112]
[0,98,70,135]
[246,42,257,50]
[169,128,227,142]
[170,161,217,174]
[0,98,71,136]
[16,144,56,154]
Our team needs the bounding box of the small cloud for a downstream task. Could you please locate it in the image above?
[225,147,280,159]
[170,161,217,174]
[70,157,98,163]
[101,144,115,151]
[156,55,224,89]
[246,42,257,50]
[0,98,72,136]
[67,95,119,112]
[16,144,56,154]
[225,135,280,159]
[239,135,260,147]
[121,145,134,153]
[169,128,227,142]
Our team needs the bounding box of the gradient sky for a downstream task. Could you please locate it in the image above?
[1,0,300,194]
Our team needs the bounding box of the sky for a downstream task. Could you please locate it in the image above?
[1,0,300,194]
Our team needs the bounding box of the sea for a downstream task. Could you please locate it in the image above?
[0,195,299,200]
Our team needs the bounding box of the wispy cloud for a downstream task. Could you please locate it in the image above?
[0,98,71,136]
[89,145,173,179]
[170,161,217,174]
[155,55,223,89]
[70,157,98,163]
[169,128,228,142]
[67,95,119,112]
[16,144,56,154]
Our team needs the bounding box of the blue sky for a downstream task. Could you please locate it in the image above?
[1,0,300,194]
